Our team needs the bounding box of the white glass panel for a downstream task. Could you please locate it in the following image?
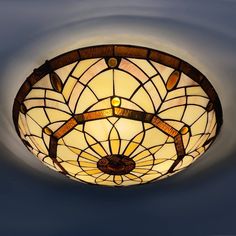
[45,108,71,122]
[68,82,84,112]
[26,115,42,135]
[154,143,176,159]
[159,97,186,112]
[186,86,208,97]
[33,75,52,89]
[88,70,113,99]
[73,58,100,78]
[88,98,111,111]
[62,128,88,149]
[115,119,143,140]
[182,105,205,125]
[131,87,154,113]
[84,119,112,141]
[128,58,157,77]
[55,62,77,82]
[177,73,198,88]
[79,59,108,84]
[62,77,77,101]
[151,75,167,99]
[187,96,209,108]
[46,90,65,102]
[158,105,185,121]
[26,89,45,99]
[119,59,149,83]
[166,88,185,100]
[142,127,168,148]
[191,112,207,135]
[114,70,139,98]
[150,61,174,82]
[75,87,97,113]
[144,81,162,110]
[57,145,77,161]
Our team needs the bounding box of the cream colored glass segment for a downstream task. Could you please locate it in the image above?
[128,58,157,77]
[48,121,65,132]
[177,73,198,88]
[182,105,205,125]
[131,87,155,113]
[158,106,185,121]
[25,136,38,151]
[31,136,48,154]
[165,120,184,130]
[187,96,209,108]
[186,86,208,97]
[133,150,151,162]
[174,155,194,170]
[45,108,71,122]
[90,143,107,157]
[120,99,143,111]
[208,124,217,139]
[191,112,207,135]
[55,62,77,82]
[88,98,111,112]
[19,113,30,135]
[27,108,49,127]
[151,75,167,99]
[26,115,42,136]
[166,88,186,100]
[186,135,202,153]
[144,81,162,110]
[182,133,190,148]
[24,99,44,110]
[154,143,176,159]
[25,89,45,99]
[75,88,97,113]
[118,140,129,154]
[68,82,84,112]
[72,58,100,78]
[88,70,113,99]
[80,152,99,162]
[142,127,168,148]
[115,119,143,140]
[79,59,108,84]
[46,90,65,102]
[84,133,97,145]
[62,77,77,101]
[150,61,174,83]
[62,128,88,150]
[45,100,71,113]
[84,119,112,141]
[33,75,52,89]
[152,159,174,173]
[60,162,83,175]
[119,59,149,83]
[159,97,186,112]
[114,175,123,185]
[57,145,77,161]
[114,70,140,98]
[42,133,50,148]
[206,111,216,133]
[142,173,162,182]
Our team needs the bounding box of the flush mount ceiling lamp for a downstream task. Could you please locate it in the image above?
[13,45,223,186]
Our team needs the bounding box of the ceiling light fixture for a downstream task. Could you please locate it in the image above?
[13,45,223,186]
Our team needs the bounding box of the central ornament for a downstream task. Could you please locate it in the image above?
[97,155,135,175]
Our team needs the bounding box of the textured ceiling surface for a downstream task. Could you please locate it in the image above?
[0,0,236,235]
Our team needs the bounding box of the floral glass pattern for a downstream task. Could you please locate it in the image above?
[13,45,223,186]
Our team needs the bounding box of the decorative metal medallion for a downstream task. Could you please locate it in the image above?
[13,45,223,186]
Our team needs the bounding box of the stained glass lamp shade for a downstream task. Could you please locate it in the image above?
[13,45,223,186]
